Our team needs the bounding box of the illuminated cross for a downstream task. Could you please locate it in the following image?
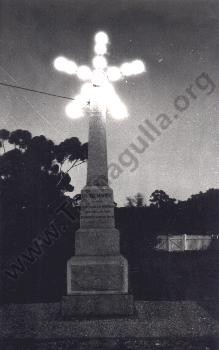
[54,32,146,311]
[53,31,146,120]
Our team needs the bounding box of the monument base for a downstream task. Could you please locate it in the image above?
[61,294,134,318]
[67,255,128,295]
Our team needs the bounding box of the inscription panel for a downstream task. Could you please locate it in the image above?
[80,187,115,228]
[71,264,123,292]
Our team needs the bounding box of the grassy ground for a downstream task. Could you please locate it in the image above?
[130,250,219,301]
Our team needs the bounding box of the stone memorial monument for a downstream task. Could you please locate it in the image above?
[62,87,134,317]
[53,31,146,317]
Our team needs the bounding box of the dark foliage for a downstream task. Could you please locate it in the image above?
[0,129,218,303]
[125,189,219,235]
[0,129,87,300]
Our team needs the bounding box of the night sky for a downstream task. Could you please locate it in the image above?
[0,0,218,205]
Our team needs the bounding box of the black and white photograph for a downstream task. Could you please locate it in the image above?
[0,0,218,349]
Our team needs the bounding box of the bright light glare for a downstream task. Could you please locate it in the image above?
[80,82,93,100]
[108,98,128,120]
[94,43,107,55]
[92,69,107,86]
[120,60,145,76]
[120,62,133,76]
[131,60,145,74]
[77,65,92,81]
[80,82,128,120]
[66,83,128,120]
[106,84,128,120]
[92,56,107,70]
[95,31,109,44]
[65,96,85,119]
[54,57,66,71]
[54,32,145,121]
[107,66,122,82]
[65,60,78,75]
[54,57,77,75]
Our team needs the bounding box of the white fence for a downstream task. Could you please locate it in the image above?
[156,234,218,251]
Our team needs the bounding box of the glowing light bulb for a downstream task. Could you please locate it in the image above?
[65,96,84,119]
[64,60,78,75]
[107,66,122,82]
[94,42,107,55]
[92,56,107,70]
[131,60,145,75]
[120,60,146,76]
[77,65,92,81]
[54,57,77,75]
[95,31,109,45]
[120,62,133,76]
[54,57,67,72]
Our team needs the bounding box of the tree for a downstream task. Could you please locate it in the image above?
[0,129,87,254]
[149,190,176,208]
[8,129,32,150]
[184,188,219,234]
[54,138,88,186]
[0,129,89,304]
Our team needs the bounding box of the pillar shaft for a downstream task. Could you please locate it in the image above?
[87,86,108,187]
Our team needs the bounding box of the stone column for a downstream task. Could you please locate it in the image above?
[86,87,108,187]
[62,86,133,318]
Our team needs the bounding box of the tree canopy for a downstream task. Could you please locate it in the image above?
[125,189,219,235]
[0,129,87,256]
